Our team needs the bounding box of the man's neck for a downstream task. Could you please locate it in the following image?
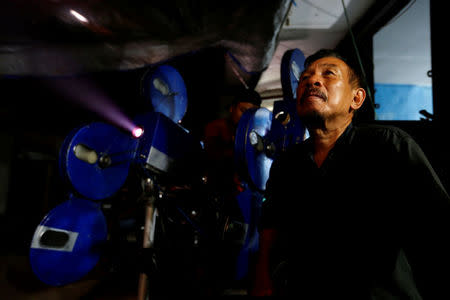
[308,118,352,167]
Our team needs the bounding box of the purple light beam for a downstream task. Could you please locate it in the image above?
[49,77,137,134]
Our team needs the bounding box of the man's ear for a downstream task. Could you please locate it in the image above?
[351,88,366,110]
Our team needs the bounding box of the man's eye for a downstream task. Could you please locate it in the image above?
[324,70,335,75]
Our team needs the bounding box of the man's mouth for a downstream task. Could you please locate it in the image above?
[300,88,327,103]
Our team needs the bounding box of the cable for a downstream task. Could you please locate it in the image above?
[340,0,375,114]
[225,52,249,89]
[225,50,263,76]
[303,0,339,19]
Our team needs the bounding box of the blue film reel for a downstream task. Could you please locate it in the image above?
[235,107,273,191]
[141,65,188,124]
[29,194,107,286]
[59,122,138,200]
[280,48,306,102]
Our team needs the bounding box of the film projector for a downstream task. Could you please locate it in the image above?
[28,48,307,296]
[230,48,308,280]
[29,64,210,297]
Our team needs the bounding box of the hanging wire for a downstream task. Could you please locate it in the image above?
[225,52,249,89]
[225,50,262,75]
[302,0,340,19]
[340,0,375,114]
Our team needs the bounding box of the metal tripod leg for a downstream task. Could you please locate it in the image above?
[137,178,157,300]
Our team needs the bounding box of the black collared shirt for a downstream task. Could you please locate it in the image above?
[262,123,450,299]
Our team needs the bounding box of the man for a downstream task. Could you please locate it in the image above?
[250,49,450,298]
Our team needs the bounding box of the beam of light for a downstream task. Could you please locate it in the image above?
[48,77,137,134]
[70,9,89,23]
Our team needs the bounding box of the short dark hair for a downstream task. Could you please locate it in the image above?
[232,88,262,106]
[304,49,363,89]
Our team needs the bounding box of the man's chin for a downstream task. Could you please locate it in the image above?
[298,111,324,129]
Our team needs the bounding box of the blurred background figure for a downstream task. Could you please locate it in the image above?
[202,87,261,294]
[203,87,262,208]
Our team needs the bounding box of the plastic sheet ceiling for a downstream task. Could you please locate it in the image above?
[0,0,292,76]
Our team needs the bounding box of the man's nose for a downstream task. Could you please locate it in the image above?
[305,74,322,87]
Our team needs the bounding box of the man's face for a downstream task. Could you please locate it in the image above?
[296,56,356,126]
[231,102,258,125]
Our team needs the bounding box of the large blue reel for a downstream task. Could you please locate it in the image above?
[280,48,305,102]
[141,64,188,124]
[29,195,107,286]
[235,107,273,192]
[59,122,138,200]
[271,48,308,156]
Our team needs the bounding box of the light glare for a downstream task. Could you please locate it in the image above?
[70,9,89,23]
[132,127,144,138]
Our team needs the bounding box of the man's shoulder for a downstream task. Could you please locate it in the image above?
[352,122,412,142]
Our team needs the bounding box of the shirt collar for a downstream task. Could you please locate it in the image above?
[335,122,354,146]
[304,122,354,147]
[303,122,354,164]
